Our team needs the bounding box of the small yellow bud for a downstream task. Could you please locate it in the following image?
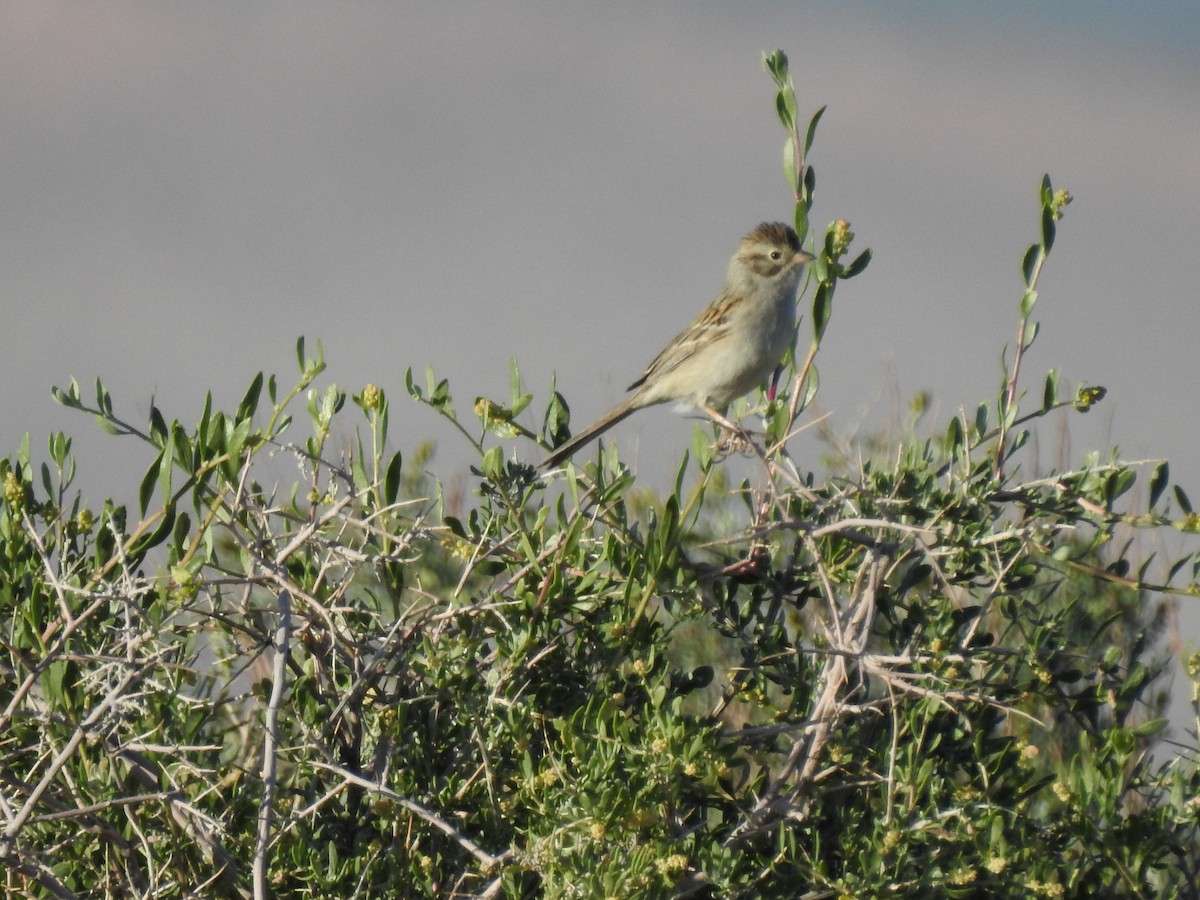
[830,219,855,257]
[3,471,23,511]
[950,868,977,885]
[986,857,1008,874]
[361,383,382,411]
[655,854,688,875]
[1051,189,1072,220]
[1052,781,1071,803]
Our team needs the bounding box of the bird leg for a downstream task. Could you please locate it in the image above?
[699,403,756,457]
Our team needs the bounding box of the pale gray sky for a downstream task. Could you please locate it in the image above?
[4,2,1200,711]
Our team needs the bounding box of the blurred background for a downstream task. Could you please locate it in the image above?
[3,2,1198,732]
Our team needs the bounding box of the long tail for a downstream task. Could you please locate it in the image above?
[541,395,646,468]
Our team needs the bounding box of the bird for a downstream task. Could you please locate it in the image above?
[543,222,814,468]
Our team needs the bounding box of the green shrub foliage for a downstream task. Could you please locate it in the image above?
[1,51,1198,899]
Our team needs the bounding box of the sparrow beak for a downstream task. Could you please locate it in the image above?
[795,249,816,265]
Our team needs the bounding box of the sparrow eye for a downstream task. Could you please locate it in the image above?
[769,250,783,261]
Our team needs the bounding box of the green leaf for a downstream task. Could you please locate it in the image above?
[803,105,826,155]
[762,49,788,85]
[1132,717,1168,738]
[792,203,809,245]
[140,449,165,516]
[1041,203,1056,253]
[1042,370,1058,411]
[43,658,78,711]
[810,283,831,344]
[50,381,82,409]
[480,445,504,481]
[149,404,169,447]
[782,138,798,196]
[842,247,871,278]
[1020,289,1037,319]
[237,372,264,422]
[945,416,964,453]
[129,502,176,565]
[384,451,403,505]
[1149,462,1169,509]
[1174,485,1193,515]
[543,390,571,449]
[170,510,191,559]
[95,414,122,436]
[775,83,796,131]
[1022,245,1040,286]
[404,367,421,400]
[158,426,176,502]
[48,432,71,467]
[95,377,112,415]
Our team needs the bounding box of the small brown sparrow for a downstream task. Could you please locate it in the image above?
[544,222,813,467]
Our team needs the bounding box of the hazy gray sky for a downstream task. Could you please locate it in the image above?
[4,3,1200,689]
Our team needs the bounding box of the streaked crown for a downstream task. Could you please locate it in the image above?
[734,222,810,279]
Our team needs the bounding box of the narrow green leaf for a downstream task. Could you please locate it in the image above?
[690,423,713,471]
[1149,462,1169,509]
[1020,289,1038,319]
[351,453,369,494]
[842,247,871,278]
[197,392,213,451]
[404,367,422,400]
[1042,370,1058,411]
[149,404,169,446]
[798,364,819,412]
[158,426,176,502]
[782,139,798,195]
[480,445,504,481]
[775,85,796,131]
[804,105,826,155]
[793,203,809,245]
[384,451,403,505]
[170,510,191,560]
[237,372,264,422]
[1041,203,1056,253]
[95,377,111,415]
[50,383,81,409]
[295,336,306,372]
[1022,245,1040,286]
[945,416,964,453]
[1174,485,1192,515]
[673,449,691,497]
[95,415,122,436]
[140,449,165,516]
[974,402,988,438]
[1131,717,1168,738]
[810,283,831,344]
